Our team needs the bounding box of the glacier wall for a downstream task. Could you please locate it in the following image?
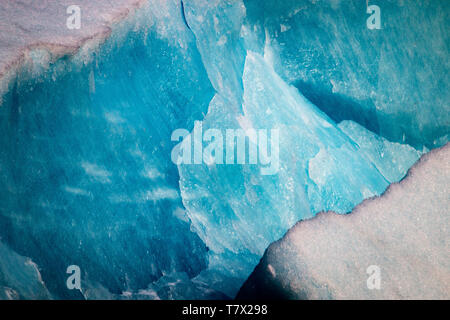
[237,144,450,300]
[243,0,450,149]
[0,1,214,299]
[0,0,447,299]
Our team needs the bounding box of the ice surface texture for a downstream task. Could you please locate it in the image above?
[244,0,450,149]
[0,0,214,299]
[0,0,448,299]
[0,241,51,299]
[238,144,450,300]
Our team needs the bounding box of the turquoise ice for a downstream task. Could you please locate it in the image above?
[0,0,447,299]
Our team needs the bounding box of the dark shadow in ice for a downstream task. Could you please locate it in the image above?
[294,79,380,135]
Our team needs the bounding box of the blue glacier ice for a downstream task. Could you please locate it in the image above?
[0,1,214,299]
[338,120,423,183]
[243,0,450,149]
[0,0,447,299]
[177,50,422,296]
[0,241,51,299]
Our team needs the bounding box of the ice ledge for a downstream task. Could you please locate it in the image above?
[238,143,450,299]
[0,0,148,99]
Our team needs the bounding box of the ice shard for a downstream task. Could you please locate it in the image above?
[238,144,450,300]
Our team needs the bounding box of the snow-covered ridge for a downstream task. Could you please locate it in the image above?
[0,0,148,99]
